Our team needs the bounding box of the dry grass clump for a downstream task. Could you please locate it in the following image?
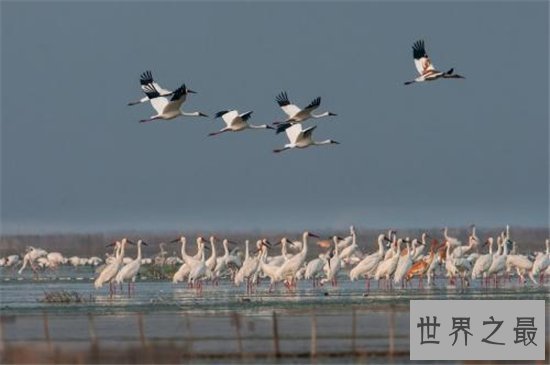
[39,290,95,303]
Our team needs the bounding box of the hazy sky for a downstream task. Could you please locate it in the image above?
[1,1,548,234]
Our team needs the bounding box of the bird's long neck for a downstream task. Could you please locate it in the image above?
[302,233,309,255]
[407,242,414,258]
[182,111,201,117]
[210,238,216,259]
[249,124,269,129]
[314,140,333,146]
[445,243,452,259]
[119,241,126,262]
[378,237,385,256]
[546,239,549,255]
[137,241,142,260]
[223,241,229,257]
[488,239,493,254]
[180,238,188,260]
[244,241,250,261]
[312,112,329,118]
[333,237,339,256]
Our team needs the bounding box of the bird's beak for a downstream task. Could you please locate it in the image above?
[169,238,180,243]
[332,140,341,144]
[383,236,390,242]
[188,89,197,94]
[105,241,116,247]
[127,240,136,245]
[262,240,272,248]
[329,112,338,116]
[228,240,238,245]
[266,125,275,130]
[309,233,320,238]
[199,112,209,117]
[142,241,148,246]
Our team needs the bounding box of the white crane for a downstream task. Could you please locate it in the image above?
[339,226,360,262]
[235,240,269,294]
[487,237,509,286]
[304,253,328,287]
[188,248,212,294]
[18,247,48,274]
[404,40,465,85]
[94,239,130,294]
[209,110,274,136]
[128,70,183,106]
[375,238,403,289]
[115,239,148,294]
[443,227,462,248]
[506,242,533,284]
[213,239,240,282]
[393,239,419,287]
[259,245,284,292]
[412,233,429,262]
[322,236,342,287]
[471,237,494,286]
[138,83,208,123]
[273,124,339,153]
[276,231,320,288]
[349,234,389,290]
[205,236,218,274]
[529,239,549,285]
[171,236,207,284]
[273,91,337,133]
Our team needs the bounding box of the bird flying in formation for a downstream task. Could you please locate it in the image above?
[404,40,465,85]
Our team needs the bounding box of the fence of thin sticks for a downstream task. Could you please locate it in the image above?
[0,306,410,363]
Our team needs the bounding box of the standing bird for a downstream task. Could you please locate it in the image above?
[471,238,494,287]
[322,236,342,287]
[209,110,274,136]
[128,70,178,106]
[404,40,465,85]
[273,91,337,133]
[349,234,390,290]
[273,124,339,153]
[115,240,148,295]
[276,231,320,288]
[139,83,208,123]
[529,239,550,285]
[94,239,130,294]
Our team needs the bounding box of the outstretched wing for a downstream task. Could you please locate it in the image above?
[162,84,189,114]
[239,111,253,122]
[220,110,239,126]
[143,84,168,114]
[275,91,301,117]
[412,40,435,76]
[285,123,303,144]
[301,125,317,141]
[139,70,171,96]
[303,97,321,112]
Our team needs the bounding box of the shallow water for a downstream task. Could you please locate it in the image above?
[1,266,548,364]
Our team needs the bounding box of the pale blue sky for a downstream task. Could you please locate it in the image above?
[1,1,548,233]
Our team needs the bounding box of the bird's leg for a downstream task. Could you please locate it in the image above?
[139,116,160,123]
[208,129,230,137]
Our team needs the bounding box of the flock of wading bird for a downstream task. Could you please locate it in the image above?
[128,40,465,153]
[5,225,549,295]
